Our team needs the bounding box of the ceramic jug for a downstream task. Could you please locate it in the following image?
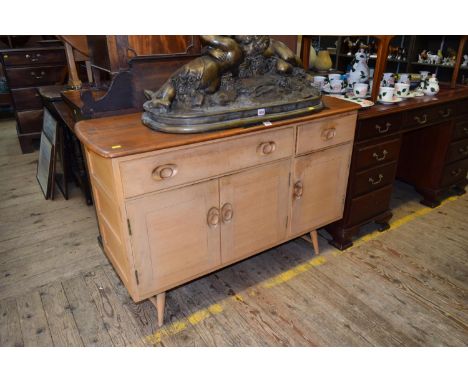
[348,50,370,89]
[422,74,440,96]
[315,50,333,71]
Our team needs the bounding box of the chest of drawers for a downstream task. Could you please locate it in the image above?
[0,46,67,153]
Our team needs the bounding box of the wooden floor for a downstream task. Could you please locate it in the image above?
[1,118,467,346]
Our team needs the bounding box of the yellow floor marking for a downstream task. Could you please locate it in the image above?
[143,193,464,344]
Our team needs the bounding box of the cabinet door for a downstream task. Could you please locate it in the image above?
[220,160,290,264]
[291,143,352,236]
[125,180,221,297]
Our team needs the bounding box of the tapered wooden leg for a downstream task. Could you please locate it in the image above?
[150,292,166,327]
[310,230,319,255]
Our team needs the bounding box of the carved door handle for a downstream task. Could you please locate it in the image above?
[221,203,234,223]
[372,149,388,161]
[207,207,220,228]
[414,114,428,125]
[439,108,452,118]
[293,180,303,200]
[257,141,276,155]
[451,168,462,177]
[152,164,178,180]
[321,127,336,141]
[368,174,384,185]
[375,122,391,134]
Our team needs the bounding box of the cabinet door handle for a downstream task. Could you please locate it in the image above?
[207,207,220,228]
[221,203,234,223]
[321,127,336,140]
[293,180,303,200]
[257,141,276,155]
[152,164,178,180]
[414,114,428,125]
[372,149,388,162]
[368,174,384,185]
[451,168,462,177]
[439,108,452,118]
[375,122,391,134]
[458,146,468,155]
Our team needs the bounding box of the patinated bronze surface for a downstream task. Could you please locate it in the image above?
[142,36,322,133]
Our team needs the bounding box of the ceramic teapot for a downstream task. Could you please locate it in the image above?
[348,50,370,89]
[421,74,440,96]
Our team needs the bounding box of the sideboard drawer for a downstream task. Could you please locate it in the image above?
[347,185,393,227]
[2,49,66,67]
[351,161,397,198]
[404,107,438,128]
[120,128,295,198]
[296,113,356,154]
[5,65,66,88]
[440,158,468,187]
[11,88,42,111]
[452,119,468,141]
[17,109,43,134]
[354,138,401,171]
[357,113,402,141]
[445,138,468,164]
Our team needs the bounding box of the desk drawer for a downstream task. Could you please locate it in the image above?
[354,138,401,171]
[120,128,295,198]
[296,113,356,154]
[5,65,66,88]
[445,138,468,164]
[452,119,468,141]
[347,185,393,227]
[2,49,65,67]
[17,109,43,134]
[11,88,42,111]
[357,113,402,141]
[351,162,397,197]
[440,158,468,187]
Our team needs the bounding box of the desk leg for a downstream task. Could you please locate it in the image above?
[310,230,320,255]
[150,292,166,327]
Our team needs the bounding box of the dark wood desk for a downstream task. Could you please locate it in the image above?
[326,85,468,250]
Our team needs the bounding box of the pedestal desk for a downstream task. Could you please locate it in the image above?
[76,97,359,326]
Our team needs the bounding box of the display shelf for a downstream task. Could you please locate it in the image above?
[410,61,455,69]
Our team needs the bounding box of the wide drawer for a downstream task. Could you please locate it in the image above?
[17,109,43,134]
[347,185,393,227]
[452,119,468,141]
[403,103,456,128]
[351,161,397,197]
[5,65,66,88]
[445,138,468,164]
[1,49,66,67]
[357,113,402,141]
[296,112,356,154]
[354,138,401,171]
[440,158,468,187]
[11,88,42,111]
[120,127,295,198]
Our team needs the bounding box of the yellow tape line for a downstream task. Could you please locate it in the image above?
[144,193,463,344]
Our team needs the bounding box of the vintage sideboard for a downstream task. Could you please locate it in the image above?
[76,96,359,326]
[326,86,468,250]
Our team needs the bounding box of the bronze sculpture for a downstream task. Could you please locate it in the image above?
[143,36,322,133]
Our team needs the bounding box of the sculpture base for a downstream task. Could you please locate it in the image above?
[142,97,323,134]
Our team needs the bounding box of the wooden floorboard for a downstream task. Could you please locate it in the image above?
[0,118,467,346]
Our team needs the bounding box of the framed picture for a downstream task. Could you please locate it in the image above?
[36,132,54,199]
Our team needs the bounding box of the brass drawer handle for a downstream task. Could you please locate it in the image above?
[372,149,388,162]
[221,203,234,223]
[152,164,178,180]
[207,207,220,228]
[414,114,428,125]
[368,174,384,185]
[451,168,462,177]
[293,180,303,200]
[257,141,276,155]
[463,127,468,133]
[30,71,45,79]
[439,108,452,118]
[321,127,336,141]
[458,146,468,155]
[375,122,391,134]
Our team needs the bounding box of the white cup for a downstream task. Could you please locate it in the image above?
[328,73,341,81]
[329,79,345,93]
[382,72,395,87]
[394,82,410,97]
[398,73,411,85]
[419,71,430,80]
[378,86,395,102]
[353,83,368,98]
[313,75,327,89]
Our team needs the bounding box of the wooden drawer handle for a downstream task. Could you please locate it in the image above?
[372,149,388,162]
[414,114,428,125]
[375,122,391,134]
[293,180,303,200]
[257,141,276,155]
[368,174,383,185]
[207,207,220,228]
[321,127,336,141]
[152,164,178,180]
[221,203,234,223]
[439,108,452,118]
[451,168,463,177]
[458,146,468,155]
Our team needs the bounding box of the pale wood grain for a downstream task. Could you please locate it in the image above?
[0,298,23,346]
